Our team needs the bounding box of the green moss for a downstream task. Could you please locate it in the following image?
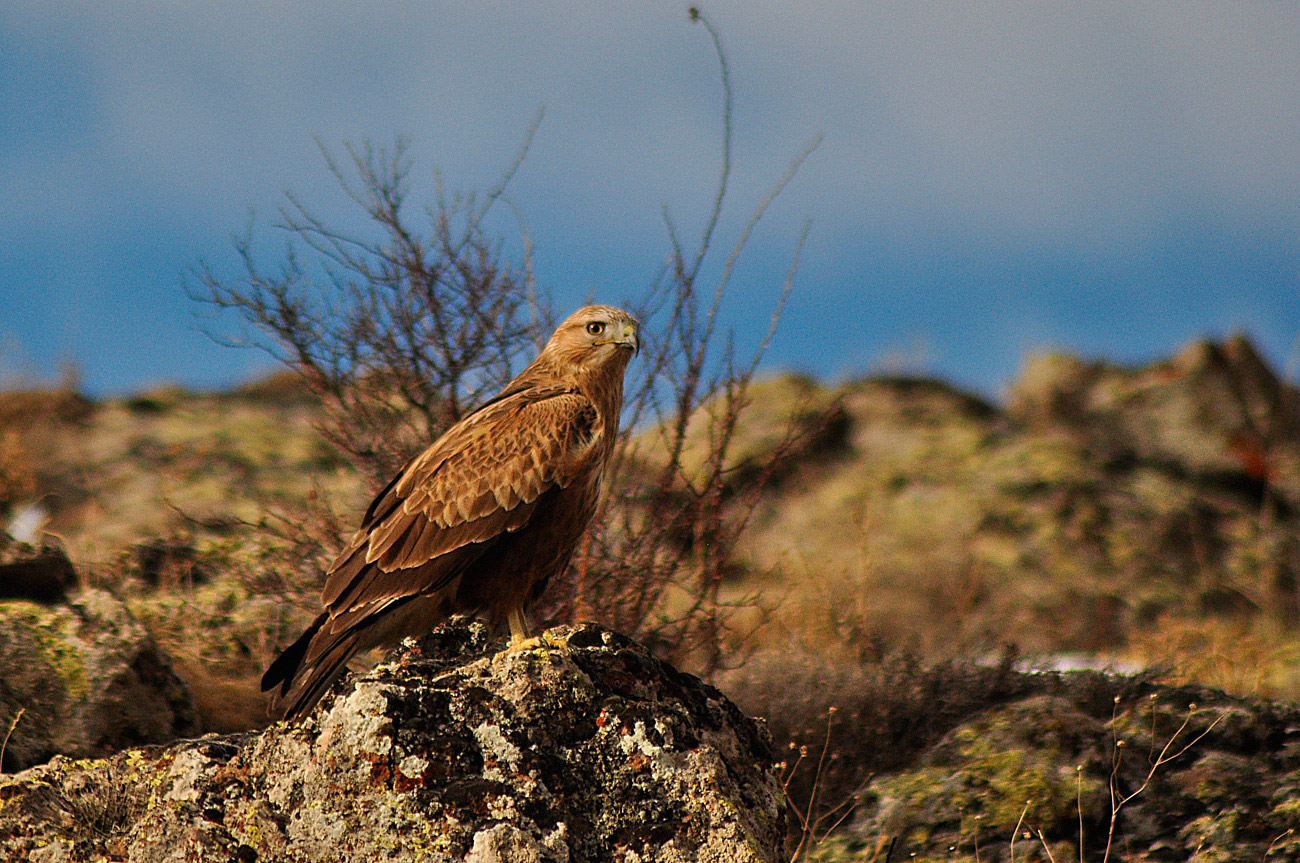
[869,701,1106,851]
[0,601,88,699]
[1178,813,1241,863]
[1269,785,1300,822]
[878,751,1078,835]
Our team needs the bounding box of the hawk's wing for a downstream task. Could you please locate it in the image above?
[319,385,601,627]
[261,385,602,714]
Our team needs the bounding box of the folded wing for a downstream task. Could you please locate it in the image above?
[262,386,600,715]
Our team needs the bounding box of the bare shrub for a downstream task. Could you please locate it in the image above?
[194,127,549,491]
[1098,695,1226,863]
[542,9,821,674]
[194,8,817,673]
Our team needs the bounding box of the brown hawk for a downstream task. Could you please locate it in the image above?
[262,305,639,719]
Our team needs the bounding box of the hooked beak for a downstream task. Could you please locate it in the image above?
[618,322,640,356]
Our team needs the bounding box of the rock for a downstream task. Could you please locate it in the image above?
[0,622,787,862]
[1008,334,1300,484]
[850,683,1300,861]
[0,588,200,772]
[0,538,76,604]
[128,536,213,589]
[727,654,1300,863]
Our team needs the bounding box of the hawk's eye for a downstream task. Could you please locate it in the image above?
[586,321,606,336]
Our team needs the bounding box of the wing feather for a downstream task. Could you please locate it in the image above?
[319,387,599,612]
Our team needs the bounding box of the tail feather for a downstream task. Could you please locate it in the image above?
[261,611,325,697]
[276,630,361,721]
[262,612,361,720]
[262,594,435,721]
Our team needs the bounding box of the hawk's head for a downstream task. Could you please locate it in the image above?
[544,305,640,371]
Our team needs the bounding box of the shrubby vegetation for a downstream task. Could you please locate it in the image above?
[193,8,819,675]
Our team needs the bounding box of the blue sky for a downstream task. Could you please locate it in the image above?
[2,2,1298,399]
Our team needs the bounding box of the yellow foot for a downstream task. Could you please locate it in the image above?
[491,632,565,666]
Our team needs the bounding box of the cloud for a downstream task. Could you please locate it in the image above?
[2,2,1298,394]
[738,3,1300,241]
[5,2,1297,242]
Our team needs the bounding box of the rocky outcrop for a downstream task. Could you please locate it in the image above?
[0,585,200,772]
[849,678,1300,862]
[721,652,1300,863]
[0,623,786,862]
[1009,334,1300,482]
[713,337,1300,670]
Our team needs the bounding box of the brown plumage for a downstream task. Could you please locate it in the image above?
[262,305,639,719]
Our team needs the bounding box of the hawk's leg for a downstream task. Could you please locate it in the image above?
[508,606,532,646]
[492,605,557,662]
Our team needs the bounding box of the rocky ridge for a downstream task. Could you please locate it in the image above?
[722,651,1300,862]
[0,622,786,863]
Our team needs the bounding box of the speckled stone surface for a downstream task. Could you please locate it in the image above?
[0,622,786,862]
[0,587,199,772]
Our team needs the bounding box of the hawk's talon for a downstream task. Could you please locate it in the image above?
[491,632,565,666]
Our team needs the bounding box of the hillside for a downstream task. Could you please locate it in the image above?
[729,336,1300,693]
[3,334,1299,859]
[3,336,1299,716]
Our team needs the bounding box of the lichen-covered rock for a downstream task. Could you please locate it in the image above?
[0,587,200,771]
[0,622,787,862]
[832,679,1300,862]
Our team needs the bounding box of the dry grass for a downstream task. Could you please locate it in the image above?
[1119,613,1300,700]
[0,387,93,517]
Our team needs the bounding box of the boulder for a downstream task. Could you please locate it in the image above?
[0,538,76,605]
[843,681,1300,861]
[0,622,787,862]
[1008,334,1300,485]
[0,588,200,772]
[722,651,1300,863]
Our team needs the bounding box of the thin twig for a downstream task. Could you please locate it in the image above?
[1036,829,1058,863]
[1102,700,1226,863]
[1076,764,1084,863]
[1264,829,1295,859]
[684,6,732,288]
[1,707,25,772]
[1010,799,1032,863]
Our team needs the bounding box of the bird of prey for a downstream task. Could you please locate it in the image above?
[262,305,639,719]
